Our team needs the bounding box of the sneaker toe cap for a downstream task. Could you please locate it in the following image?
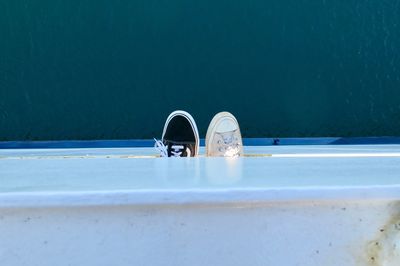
[215,118,238,133]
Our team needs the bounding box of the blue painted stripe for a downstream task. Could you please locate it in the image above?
[245,137,339,146]
[0,139,154,149]
[0,137,399,149]
[330,137,400,145]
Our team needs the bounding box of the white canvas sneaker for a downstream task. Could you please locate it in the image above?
[205,112,243,157]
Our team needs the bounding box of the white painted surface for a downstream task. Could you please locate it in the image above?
[0,145,400,265]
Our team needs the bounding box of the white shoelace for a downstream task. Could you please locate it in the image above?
[217,132,241,157]
[154,138,168,157]
[154,138,188,157]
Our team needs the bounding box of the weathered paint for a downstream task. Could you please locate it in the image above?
[364,202,400,266]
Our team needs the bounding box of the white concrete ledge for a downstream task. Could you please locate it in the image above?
[1,146,400,266]
[1,185,400,208]
[1,145,400,200]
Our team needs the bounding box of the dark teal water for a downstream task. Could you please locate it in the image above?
[1,0,400,140]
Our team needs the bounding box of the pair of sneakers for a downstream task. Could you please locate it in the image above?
[155,110,243,157]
